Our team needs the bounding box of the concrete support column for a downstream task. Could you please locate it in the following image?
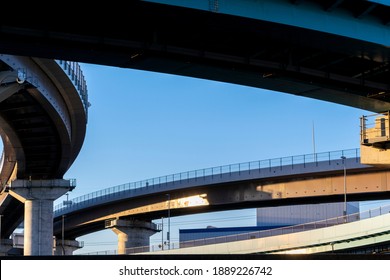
[0,239,13,256]
[54,239,83,255]
[24,199,55,255]
[8,179,75,256]
[106,219,160,254]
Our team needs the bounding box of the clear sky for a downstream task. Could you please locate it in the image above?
[54,62,389,254]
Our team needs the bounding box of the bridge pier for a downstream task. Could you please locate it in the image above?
[106,219,160,254]
[360,112,390,166]
[8,179,75,256]
[54,239,83,255]
[0,239,13,256]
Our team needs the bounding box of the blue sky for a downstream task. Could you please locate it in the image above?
[56,62,389,254]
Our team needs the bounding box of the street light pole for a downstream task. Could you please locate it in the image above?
[341,156,347,218]
[161,217,164,251]
[61,214,66,255]
[166,194,171,250]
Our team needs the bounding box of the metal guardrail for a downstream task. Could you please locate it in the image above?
[80,203,390,255]
[55,60,89,120]
[54,148,360,214]
[360,112,390,145]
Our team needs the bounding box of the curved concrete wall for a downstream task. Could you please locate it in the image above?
[0,55,88,180]
[139,212,390,254]
[0,55,88,238]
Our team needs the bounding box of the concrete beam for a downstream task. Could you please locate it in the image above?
[360,145,390,166]
[259,170,390,200]
[145,0,390,45]
[80,169,390,223]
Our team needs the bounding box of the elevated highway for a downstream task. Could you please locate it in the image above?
[52,149,390,247]
[1,0,390,255]
[0,0,390,112]
[0,56,89,255]
[134,205,390,255]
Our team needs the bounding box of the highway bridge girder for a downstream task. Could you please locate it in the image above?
[0,1,390,112]
[53,168,390,239]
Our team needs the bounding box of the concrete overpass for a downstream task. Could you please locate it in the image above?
[0,56,89,255]
[134,204,390,255]
[51,148,390,254]
[0,0,390,113]
[1,0,390,255]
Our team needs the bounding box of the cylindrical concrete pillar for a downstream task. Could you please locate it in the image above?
[112,226,157,254]
[114,230,130,254]
[24,199,54,255]
[107,219,160,254]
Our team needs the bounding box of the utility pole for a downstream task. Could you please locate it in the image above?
[166,194,171,250]
[61,214,66,255]
[341,156,347,219]
[161,217,164,251]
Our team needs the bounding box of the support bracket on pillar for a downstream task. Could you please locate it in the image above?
[105,218,161,232]
[8,179,76,203]
[7,179,76,256]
